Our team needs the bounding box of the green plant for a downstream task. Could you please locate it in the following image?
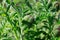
[0,0,60,40]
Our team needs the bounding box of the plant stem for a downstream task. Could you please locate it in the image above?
[17,11,23,40]
[12,3,23,40]
[5,3,19,40]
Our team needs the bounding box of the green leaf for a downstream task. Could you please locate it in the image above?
[6,0,11,4]
[25,0,32,9]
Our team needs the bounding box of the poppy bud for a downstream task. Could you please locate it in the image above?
[22,14,36,28]
[56,26,60,31]
[56,26,60,37]
[54,1,60,11]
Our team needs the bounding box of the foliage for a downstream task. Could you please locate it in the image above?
[0,0,60,40]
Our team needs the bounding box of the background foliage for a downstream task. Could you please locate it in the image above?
[0,0,60,40]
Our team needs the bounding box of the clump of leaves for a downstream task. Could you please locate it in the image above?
[0,0,60,40]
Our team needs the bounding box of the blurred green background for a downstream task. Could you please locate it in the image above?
[0,0,60,40]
